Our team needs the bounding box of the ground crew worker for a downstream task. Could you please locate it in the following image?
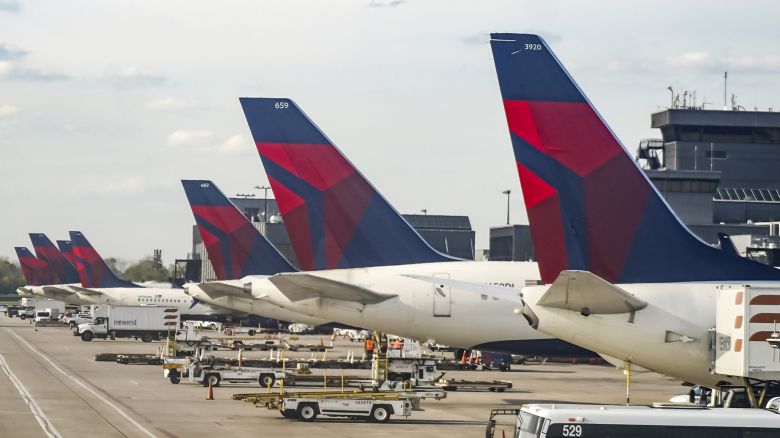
[365,337,374,360]
[392,338,403,350]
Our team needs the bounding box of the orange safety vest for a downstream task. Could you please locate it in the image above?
[365,339,374,351]
[393,339,402,349]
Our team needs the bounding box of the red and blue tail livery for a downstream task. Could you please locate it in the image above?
[57,240,79,267]
[490,33,780,284]
[68,231,140,288]
[239,97,453,270]
[15,246,50,286]
[181,179,296,278]
[29,233,80,285]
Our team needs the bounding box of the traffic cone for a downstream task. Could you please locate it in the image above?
[206,381,214,400]
[460,350,467,364]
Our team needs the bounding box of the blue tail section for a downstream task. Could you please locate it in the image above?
[15,246,50,286]
[181,179,296,279]
[68,231,141,288]
[29,233,80,284]
[239,97,454,270]
[490,33,780,283]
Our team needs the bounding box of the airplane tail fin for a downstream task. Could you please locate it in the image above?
[239,97,453,270]
[29,233,80,284]
[15,246,50,286]
[68,231,140,288]
[181,179,296,279]
[490,33,780,283]
[56,240,79,266]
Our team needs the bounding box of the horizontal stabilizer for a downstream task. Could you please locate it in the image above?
[269,273,395,305]
[538,270,646,314]
[69,286,105,296]
[402,274,523,303]
[197,281,251,298]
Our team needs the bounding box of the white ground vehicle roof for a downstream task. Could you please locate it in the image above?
[520,403,779,428]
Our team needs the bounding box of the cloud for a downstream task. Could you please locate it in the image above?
[0,44,27,60]
[667,52,780,74]
[0,1,20,12]
[0,104,19,118]
[203,134,250,155]
[368,0,406,7]
[106,67,167,87]
[167,129,213,146]
[145,97,193,112]
[0,59,69,81]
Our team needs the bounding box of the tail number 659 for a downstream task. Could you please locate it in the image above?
[274,101,289,109]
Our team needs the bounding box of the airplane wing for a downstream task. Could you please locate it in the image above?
[402,274,524,303]
[197,282,251,298]
[69,286,105,296]
[41,286,78,300]
[537,270,647,315]
[269,273,396,305]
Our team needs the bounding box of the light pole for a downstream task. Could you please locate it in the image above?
[255,185,271,223]
[502,190,511,225]
[420,209,428,216]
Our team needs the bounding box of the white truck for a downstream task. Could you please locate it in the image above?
[163,356,289,387]
[76,306,180,342]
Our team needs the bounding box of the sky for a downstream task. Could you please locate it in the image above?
[2,0,780,263]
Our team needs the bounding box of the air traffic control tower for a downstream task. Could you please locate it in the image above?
[638,107,780,263]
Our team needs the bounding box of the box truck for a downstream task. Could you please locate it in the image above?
[76,306,179,342]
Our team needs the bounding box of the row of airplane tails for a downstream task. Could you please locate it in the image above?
[14,33,780,397]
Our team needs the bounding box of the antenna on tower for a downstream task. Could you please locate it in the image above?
[723,57,728,110]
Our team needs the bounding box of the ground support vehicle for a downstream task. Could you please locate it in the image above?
[234,388,446,422]
[435,378,512,392]
[75,306,179,342]
[488,400,780,438]
[62,312,92,328]
[162,356,289,387]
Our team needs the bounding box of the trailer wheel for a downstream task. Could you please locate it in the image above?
[259,374,275,388]
[80,331,94,342]
[20,314,26,320]
[248,329,256,336]
[497,388,506,392]
[281,409,296,419]
[297,403,318,422]
[205,374,220,387]
[369,405,391,423]
[169,371,181,384]
[141,333,153,343]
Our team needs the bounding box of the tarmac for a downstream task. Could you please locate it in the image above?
[0,316,684,438]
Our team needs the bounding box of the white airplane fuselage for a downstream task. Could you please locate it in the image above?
[194,261,588,355]
[522,281,776,388]
[74,287,227,316]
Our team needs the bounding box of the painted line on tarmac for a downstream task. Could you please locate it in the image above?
[0,353,62,438]
[5,328,159,438]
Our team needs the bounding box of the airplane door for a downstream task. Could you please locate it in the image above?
[432,273,451,317]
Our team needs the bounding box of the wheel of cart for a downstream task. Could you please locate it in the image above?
[369,405,392,423]
[258,373,276,388]
[141,333,154,343]
[169,370,181,384]
[281,409,296,419]
[204,373,221,387]
[296,403,318,421]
